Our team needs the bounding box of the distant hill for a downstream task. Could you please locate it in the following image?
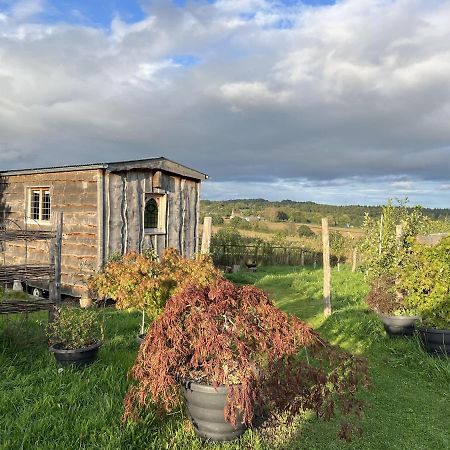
[200,199,450,228]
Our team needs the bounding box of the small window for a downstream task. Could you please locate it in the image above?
[143,194,167,233]
[144,198,158,229]
[27,188,51,223]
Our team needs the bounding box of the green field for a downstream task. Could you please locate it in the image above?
[1,267,449,450]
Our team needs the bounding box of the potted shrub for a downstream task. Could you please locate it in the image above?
[89,248,220,344]
[48,308,104,368]
[365,275,421,337]
[400,237,450,355]
[123,278,369,442]
[360,200,430,337]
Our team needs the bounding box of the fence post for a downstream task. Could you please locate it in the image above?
[396,224,403,246]
[352,247,357,273]
[322,218,332,317]
[200,216,212,254]
[49,211,63,322]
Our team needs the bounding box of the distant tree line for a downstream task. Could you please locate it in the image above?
[201,199,450,228]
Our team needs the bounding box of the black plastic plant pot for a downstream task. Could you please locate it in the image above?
[379,314,421,337]
[418,327,450,356]
[49,341,102,368]
[136,333,146,345]
[181,381,247,442]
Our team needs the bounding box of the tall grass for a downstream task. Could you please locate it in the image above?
[0,265,449,449]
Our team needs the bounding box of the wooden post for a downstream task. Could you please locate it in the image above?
[396,224,403,246]
[322,218,332,317]
[378,214,384,256]
[50,212,63,302]
[49,212,63,322]
[300,249,305,266]
[200,216,212,254]
[352,247,357,273]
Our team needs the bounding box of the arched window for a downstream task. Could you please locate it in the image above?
[144,198,158,229]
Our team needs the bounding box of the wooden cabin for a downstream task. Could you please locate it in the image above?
[0,157,207,296]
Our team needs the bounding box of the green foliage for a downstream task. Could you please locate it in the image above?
[89,249,220,325]
[211,215,224,226]
[400,238,450,328]
[1,270,450,449]
[48,308,103,349]
[0,288,28,302]
[298,224,315,237]
[329,232,348,264]
[276,210,289,221]
[360,199,429,282]
[211,227,246,246]
[229,216,250,229]
[201,198,450,228]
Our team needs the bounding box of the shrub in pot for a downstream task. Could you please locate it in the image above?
[365,275,420,337]
[400,238,450,355]
[89,248,220,343]
[359,199,429,282]
[48,308,104,368]
[123,278,369,442]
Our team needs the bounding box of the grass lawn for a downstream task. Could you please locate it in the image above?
[1,266,449,449]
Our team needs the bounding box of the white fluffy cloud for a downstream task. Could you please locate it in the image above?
[0,0,449,205]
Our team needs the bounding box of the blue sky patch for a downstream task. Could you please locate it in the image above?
[12,0,147,27]
[170,54,201,67]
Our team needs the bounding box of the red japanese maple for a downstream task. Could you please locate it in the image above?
[124,278,369,438]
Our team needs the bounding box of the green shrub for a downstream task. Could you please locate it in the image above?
[48,308,103,349]
[229,217,250,229]
[360,199,429,282]
[89,249,220,333]
[276,210,289,221]
[211,215,224,226]
[211,228,245,246]
[298,224,315,237]
[400,237,450,328]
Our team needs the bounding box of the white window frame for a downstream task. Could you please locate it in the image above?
[26,187,52,224]
[143,193,167,235]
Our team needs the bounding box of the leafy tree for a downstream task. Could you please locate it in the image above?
[229,216,250,229]
[211,215,224,226]
[89,249,220,333]
[400,237,450,328]
[276,210,289,221]
[329,232,347,271]
[359,199,429,282]
[298,224,315,237]
[211,228,245,247]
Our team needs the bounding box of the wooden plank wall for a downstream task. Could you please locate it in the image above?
[107,170,200,259]
[1,168,201,296]
[0,170,100,296]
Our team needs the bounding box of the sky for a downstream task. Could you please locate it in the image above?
[0,0,449,208]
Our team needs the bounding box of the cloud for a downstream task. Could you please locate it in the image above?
[10,0,44,21]
[0,0,449,206]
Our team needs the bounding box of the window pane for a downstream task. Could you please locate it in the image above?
[31,191,40,220]
[42,191,51,221]
[144,198,158,229]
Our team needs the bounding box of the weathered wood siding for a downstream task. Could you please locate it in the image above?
[106,170,200,259]
[0,170,101,296]
[1,167,201,297]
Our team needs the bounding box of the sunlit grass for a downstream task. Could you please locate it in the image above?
[0,265,448,449]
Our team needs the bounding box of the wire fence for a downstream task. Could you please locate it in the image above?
[210,243,339,268]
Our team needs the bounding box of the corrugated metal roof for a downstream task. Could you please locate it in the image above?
[0,157,208,180]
